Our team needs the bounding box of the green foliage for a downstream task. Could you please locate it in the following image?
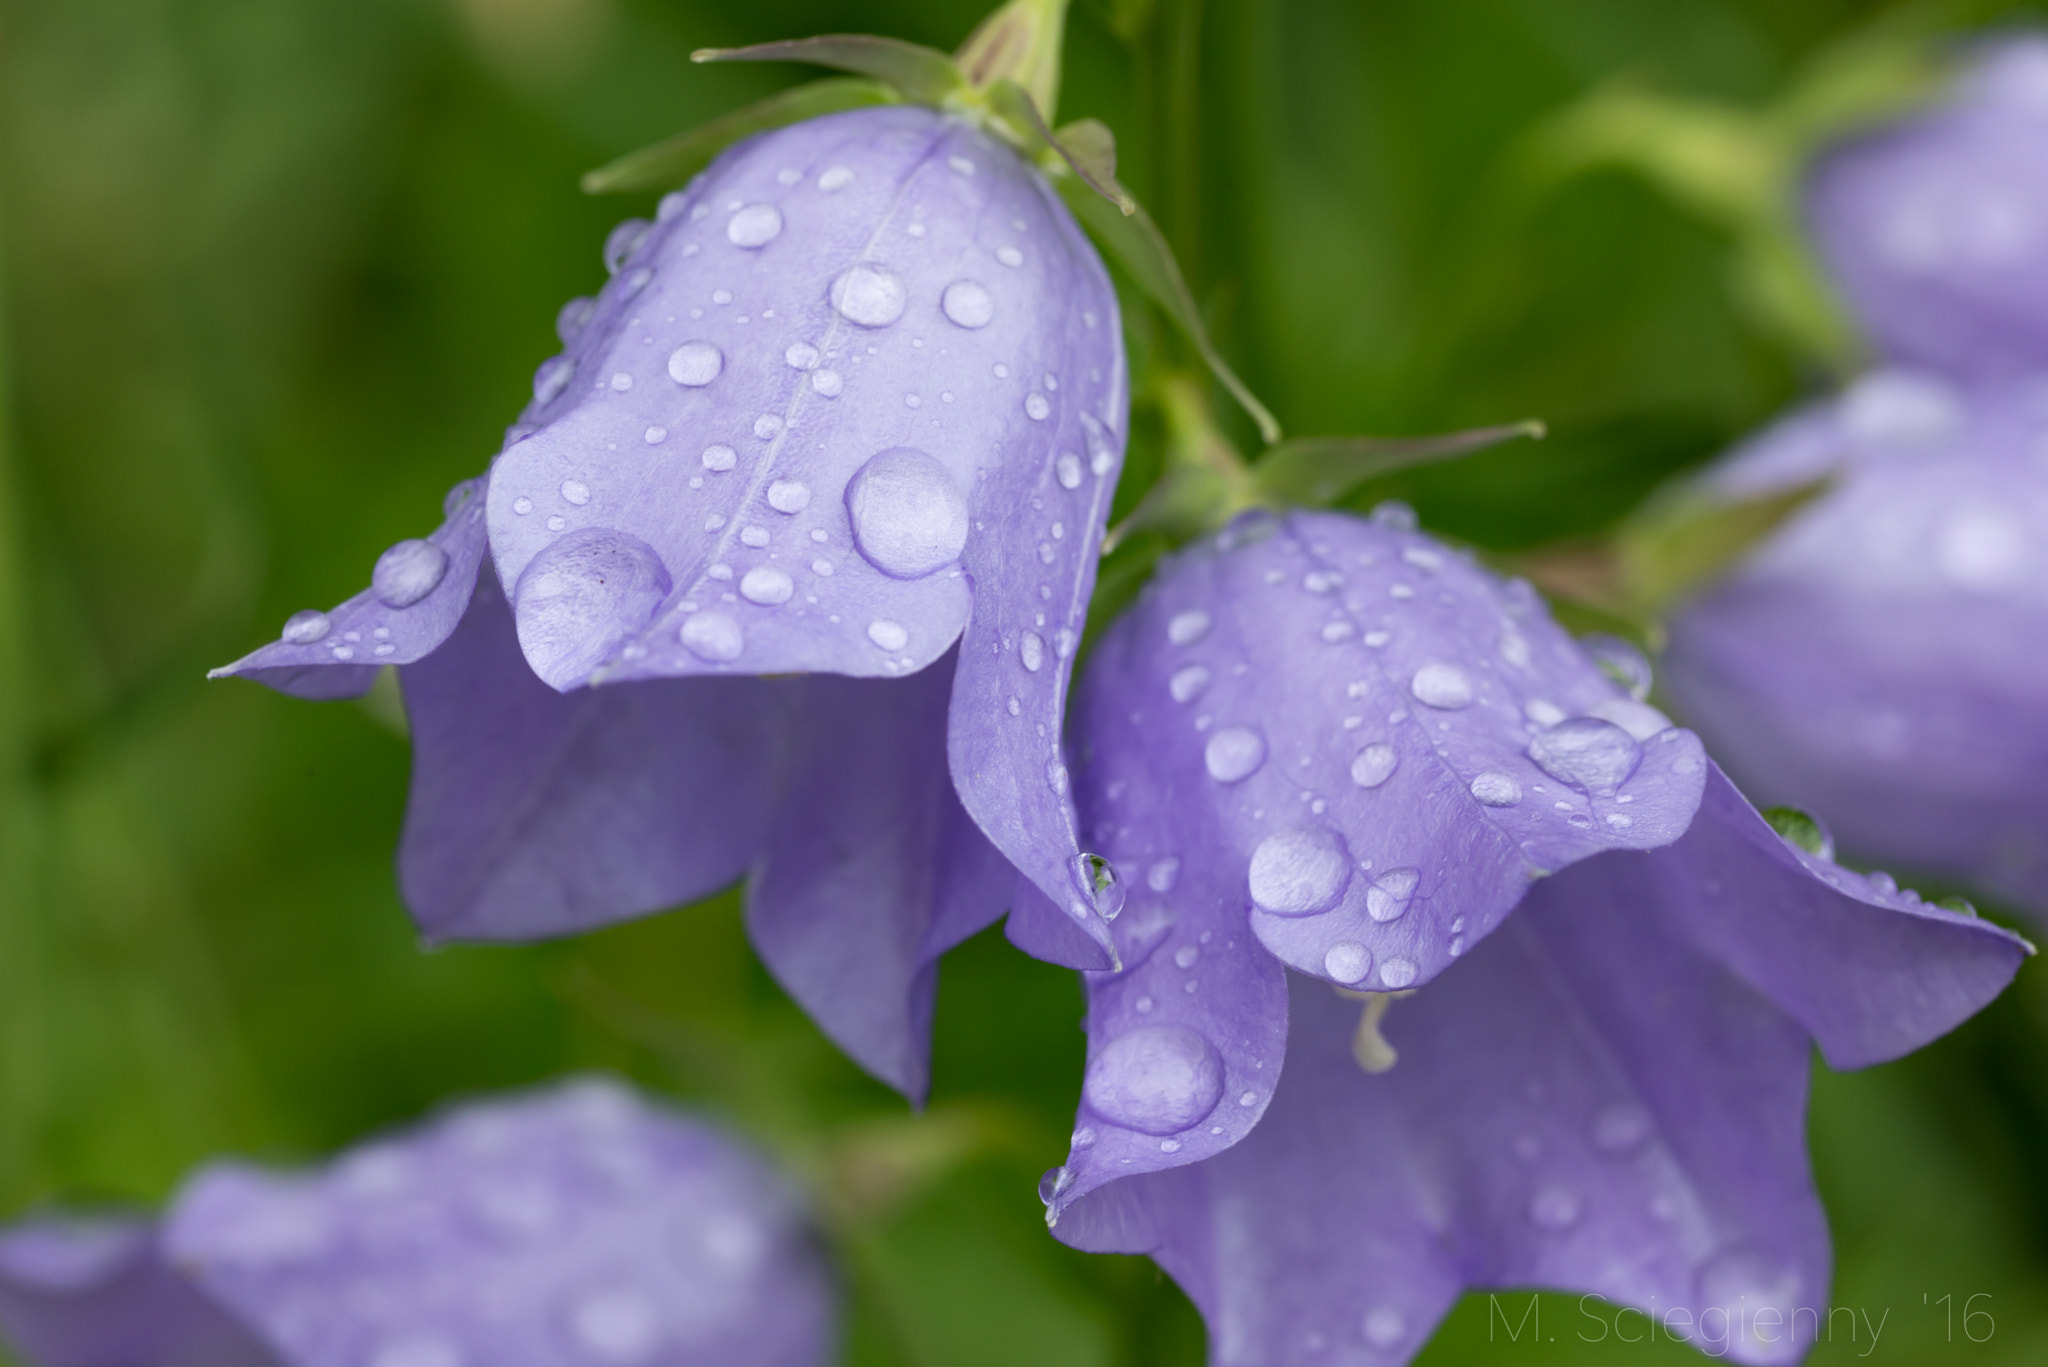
[4,2,2048,1366]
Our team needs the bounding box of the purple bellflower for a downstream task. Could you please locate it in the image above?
[211,104,1126,1096]
[0,1077,834,1367]
[1035,508,2027,1366]
[1663,368,2048,917]
[1805,34,2048,380]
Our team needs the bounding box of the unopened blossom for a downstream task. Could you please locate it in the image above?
[214,104,1126,1094]
[0,1078,833,1367]
[1662,369,2048,917]
[1805,34,2048,379]
[1036,508,2025,1366]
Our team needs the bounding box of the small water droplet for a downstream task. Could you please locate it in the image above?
[1320,621,1356,642]
[1167,610,1211,645]
[281,609,331,644]
[1529,1184,1581,1230]
[372,539,449,608]
[1075,853,1125,919]
[1205,727,1267,783]
[753,414,783,439]
[831,266,907,327]
[867,619,909,652]
[1169,665,1210,703]
[1526,718,1642,797]
[846,447,969,578]
[941,279,994,329]
[726,203,782,248]
[1055,451,1083,489]
[740,566,794,605]
[556,296,596,345]
[1046,760,1070,795]
[1025,393,1051,421]
[560,479,591,506]
[667,342,722,387]
[1324,941,1372,983]
[701,444,737,472]
[1082,1026,1225,1135]
[513,496,534,515]
[1470,772,1522,807]
[810,368,844,398]
[1370,501,1417,531]
[784,341,820,371]
[644,425,667,445]
[546,514,567,531]
[818,166,854,191]
[767,480,811,514]
[1365,868,1420,923]
[679,611,743,662]
[1410,663,1474,709]
[1038,1166,1071,1205]
[1591,1101,1652,1154]
[1248,827,1351,915]
[996,245,1023,267]
[533,355,575,404]
[1020,631,1045,672]
[949,155,975,176]
[1362,1306,1406,1350]
[1147,857,1181,892]
[1350,743,1398,788]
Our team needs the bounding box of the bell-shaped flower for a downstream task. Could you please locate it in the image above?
[211,100,1126,1096]
[1036,507,2026,1366]
[0,1078,833,1367]
[1661,368,2048,918]
[1806,33,2048,379]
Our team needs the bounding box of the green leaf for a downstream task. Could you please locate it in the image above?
[1251,419,1546,507]
[691,35,966,106]
[982,81,1133,213]
[581,78,899,195]
[1053,118,1119,188]
[1615,475,1831,617]
[1057,177,1281,444]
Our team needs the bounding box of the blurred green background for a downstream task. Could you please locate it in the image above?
[5,1,2048,1363]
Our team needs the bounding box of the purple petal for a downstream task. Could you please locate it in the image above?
[1067,507,1705,995]
[1665,370,2048,917]
[483,105,1122,701]
[212,477,490,700]
[163,1078,834,1367]
[397,566,783,941]
[0,1214,277,1367]
[748,651,1015,1100]
[1806,36,2048,379]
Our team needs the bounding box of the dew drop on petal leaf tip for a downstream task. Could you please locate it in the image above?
[1075,853,1125,920]
[513,528,672,688]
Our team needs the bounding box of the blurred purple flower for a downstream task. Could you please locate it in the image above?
[1664,368,2048,918]
[212,104,1127,1094]
[0,1078,834,1367]
[1035,508,2026,1366]
[1807,34,2048,379]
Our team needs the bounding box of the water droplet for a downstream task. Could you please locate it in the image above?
[547,514,567,531]
[767,480,811,514]
[726,203,782,247]
[1591,1101,1652,1154]
[569,1285,663,1361]
[1070,1126,1097,1148]
[1167,610,1211,645]
[1410,663,1474,709]
[679,612,743,662]
[603,218,649,275]
[533,356,575,404]
[1055,452,1083,489]
[557,296,596,345]
[846,447,969,578]
[1378,957,1417,988]
[1303,571,1341,594]
[1370,501,1418,531]
[806,368,843,398]
[1054,627,1076,658]
[1324,941,1372,983]
[368,1334,464,1367]
[1362,1306,1406,1350]
[644,426,667,445]
[783,342,820,371]
[753,414,783,439]
[701,444,737,472]
[740,566,793,605]
[1350,743,1398,788]
[818,166,854,191]
[1075,853,1125,919]
[831,266,907,327]
[513,529,671,688]
[1365,868,1420,923]
[996,245,1023,267]
[667,342,722,387]
[941,279,994,329]
[1587,697,1672,741]
[1205,727,1267,783]
[372,539,449,608]
[1020,631,1045,672]
[513,496,534,515]
[1248,827,1351,915]
[1526,718,1641,797]
[1173,944,1200,970]
[1038,1166,1070,1204]
[1470,772,1522,807]
[1046,760,1070,794]
[1584,634,1653,700]
[1082,1026,1225,1135]
[560,479,591,506]
[1169,665,1210,703]
[1320,622,1356,642]
[281,609,331,644]
[1529,1185,1581,1230]
[868,619,908,651]
[1023,393,1051,422]
[949,156,975,175]
[1147,857,1181,892]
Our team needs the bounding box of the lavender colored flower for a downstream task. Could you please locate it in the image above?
[1036,508,2026,1366]
[212,104,1127,1093]
[1806,34,2048,379]
[1662,368,2048,917]
[0,1078,834,1367]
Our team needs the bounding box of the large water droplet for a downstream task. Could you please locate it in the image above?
[281,609,331,645]
[1025,393,1051,420]
[1205,727,1267,783]
[942,280,994,329]
[1469,771,1522,807]
[831,266,907,327]
[1526,717,1641,797]
[1324,941,1372,984]
[726,203,783,248]
[667,342,722,387]
[1075,853,1125,920]
[1082,1026,1225,1135]
[373,539,449,608]
[767,480,811,514]
[1248,827,1351,916]
[1410,663,1474,709]
[513,528,672,689]
[1350,743,1398,788]
[845,447,969,578]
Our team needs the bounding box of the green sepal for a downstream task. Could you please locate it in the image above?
[691,35,967,107]
[1762,805,1834,860]
[980,80,1134,213]
[581,77,899,194]
[956,0,1070,121]
[1250,420,1546,508]
[1614,475,1831,617]
[1057,177,1281,444]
